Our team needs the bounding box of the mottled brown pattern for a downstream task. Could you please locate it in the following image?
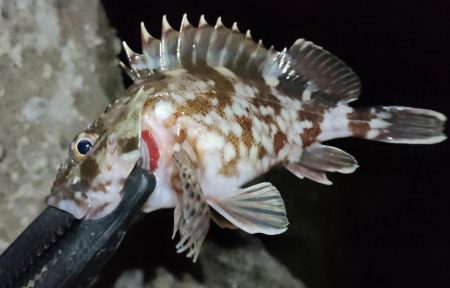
[118,137,139,153]
[140,74,176,112]
[237,116,253,149]
[246,79,282,115]
[220,134,241,176]
[219,157,239,176]
[80,156,100,183]
[176,128,187,143]
[139,69,294,177]
[347,109,376,138]
[251,95,282,116]
[258,113,275,125]
[185,93,214,115]
[194,66,235,107]
[258,146,268,159]
[273,131,287,155]
[349,122,371,138]
[299,108,324,147]
[347,109,376,121]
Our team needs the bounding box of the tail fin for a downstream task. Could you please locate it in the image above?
[349,106,446,144]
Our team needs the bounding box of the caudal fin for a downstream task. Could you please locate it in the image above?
[350,106,446,144]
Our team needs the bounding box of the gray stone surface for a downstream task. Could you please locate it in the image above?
[198,239,305,288]
[114,268,202,288]
[0,0,124,252]
[113,239,306,288]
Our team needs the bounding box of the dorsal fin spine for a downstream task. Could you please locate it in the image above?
[262,49,281,82]
[124,15,362,106]
[140,22,160,72]
[123,41,147,77]
[193,15,214,65]
[178,13,195,66]
[119,61,137,80]
[209,17,236,67]
[217,25,235,67]
[160,15,179,70]
[206,17,221,66]
[215,17,224,28]
[231,41,246,70]
[245,42,264,72]
[232,22,239,32]
[199,14,207,26]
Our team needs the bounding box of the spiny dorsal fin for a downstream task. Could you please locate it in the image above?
[122,15,361,105]
[161,15,181,71]
[140,22,160,73]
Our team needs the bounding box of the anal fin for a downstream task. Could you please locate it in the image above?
[300,144,358,174]
[172,150,210,262]
[208,182,289,235]
[286,144,358,185]
[286,163,332,185]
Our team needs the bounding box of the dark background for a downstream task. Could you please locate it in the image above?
[99,1,450,287]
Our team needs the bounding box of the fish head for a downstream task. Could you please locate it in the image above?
[47,88,150,219]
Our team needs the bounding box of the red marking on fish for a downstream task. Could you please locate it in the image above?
[141,130,160,171]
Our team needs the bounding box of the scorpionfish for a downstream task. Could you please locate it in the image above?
[48,15,447,262]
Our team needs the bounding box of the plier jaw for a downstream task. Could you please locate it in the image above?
[0,167,156,288]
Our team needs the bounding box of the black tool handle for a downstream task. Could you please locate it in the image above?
[0,167,155,288]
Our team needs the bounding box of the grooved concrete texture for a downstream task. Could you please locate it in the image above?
[0,0,123,252]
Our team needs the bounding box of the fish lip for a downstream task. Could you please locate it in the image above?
[49,179,88,199]
[47,181,91,219]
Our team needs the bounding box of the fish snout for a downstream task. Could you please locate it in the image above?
[47,182,91,219]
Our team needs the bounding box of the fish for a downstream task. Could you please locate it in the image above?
[47,15,447,262]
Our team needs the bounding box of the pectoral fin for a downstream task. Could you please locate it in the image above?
[208,182,289,235]
[172,150,210,262]
[210,209,237,229]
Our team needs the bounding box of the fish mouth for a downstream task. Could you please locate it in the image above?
[48,160,142,220]
[47,182,91,219]
[47,179,127,220]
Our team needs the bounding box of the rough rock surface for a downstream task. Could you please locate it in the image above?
[112,239,306,288]
[0,0,124,252]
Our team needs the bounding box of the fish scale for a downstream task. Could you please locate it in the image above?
[140,70,309,175]
[48,14,446,262]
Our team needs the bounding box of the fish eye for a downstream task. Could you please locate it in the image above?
[76,139,93,155]
[71,132,99,161]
